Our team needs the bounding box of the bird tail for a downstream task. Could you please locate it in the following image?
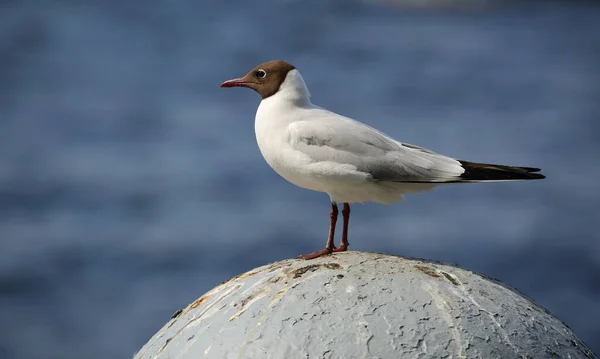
[458,160,545,181]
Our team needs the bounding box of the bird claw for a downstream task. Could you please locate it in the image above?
[332,244,348,253]
[297,248,333,260]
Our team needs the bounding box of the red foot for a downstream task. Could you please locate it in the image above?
[297,248,333,260]
[333,244,348,253]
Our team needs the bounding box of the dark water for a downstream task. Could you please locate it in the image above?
[1,1,599,358]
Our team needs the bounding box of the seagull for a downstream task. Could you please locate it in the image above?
[220,60,545,260]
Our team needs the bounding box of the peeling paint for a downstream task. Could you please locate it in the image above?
[189,293,215,311]
[134,252,596,359]
[441,271,460,286]
[422,281,465,358]
[170,309,183,319]
[414,265,441,278]
[269,288,289,307]
[288,262,342,279]
[229,288,267,321]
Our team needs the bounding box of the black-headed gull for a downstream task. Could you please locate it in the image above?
[221,60,545,260]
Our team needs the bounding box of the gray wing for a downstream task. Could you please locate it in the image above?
[287,111,465,182]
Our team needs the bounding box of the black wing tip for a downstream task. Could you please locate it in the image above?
[520,166,542,173]
[525,172,546,180]
[458,160,546,181]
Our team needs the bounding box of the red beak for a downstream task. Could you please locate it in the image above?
[220,78,249,88]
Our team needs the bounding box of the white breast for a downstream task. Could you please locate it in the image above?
[253,69,443,204]
[254,70,328,192]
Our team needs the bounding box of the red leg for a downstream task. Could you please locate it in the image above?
[334,203,350,252]
[298,202,338,260]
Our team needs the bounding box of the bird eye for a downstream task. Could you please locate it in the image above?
[256,69,267,79]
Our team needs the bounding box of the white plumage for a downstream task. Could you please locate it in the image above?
[255,69,464,204]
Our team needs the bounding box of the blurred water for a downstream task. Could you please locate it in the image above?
[0,1,599,358]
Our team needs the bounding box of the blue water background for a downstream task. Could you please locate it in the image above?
[1,1,599,358]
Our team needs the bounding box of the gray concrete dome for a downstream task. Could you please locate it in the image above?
[134,252,595,359]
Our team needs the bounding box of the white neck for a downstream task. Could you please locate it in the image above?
[254,69,314,177]
[264,69,312,107]
[255,69,315,150]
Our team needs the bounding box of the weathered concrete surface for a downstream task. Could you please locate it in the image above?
[134,252,596,359]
